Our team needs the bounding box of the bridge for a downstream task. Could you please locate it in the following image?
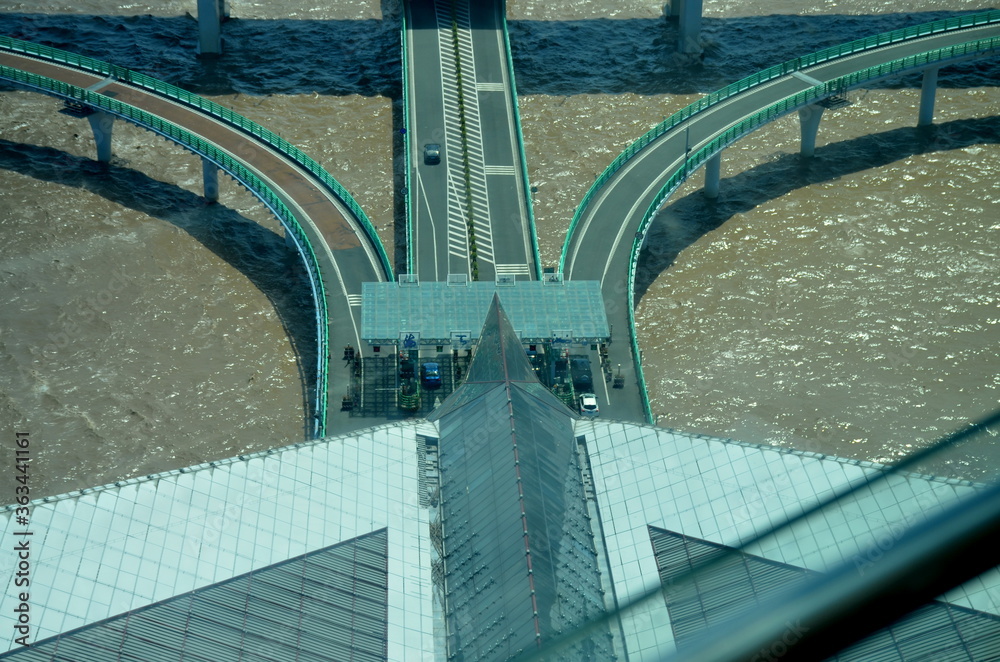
[403,0,540,282]
[1,7,998,433]
[559,10,1000,423]
[0,37,394,439]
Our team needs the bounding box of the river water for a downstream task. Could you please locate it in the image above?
[0,0,997,497]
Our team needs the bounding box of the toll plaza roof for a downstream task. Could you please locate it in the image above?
[360,276,610,346]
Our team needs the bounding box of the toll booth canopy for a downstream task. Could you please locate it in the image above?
[360,277,610,349]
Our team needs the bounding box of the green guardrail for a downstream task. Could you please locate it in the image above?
[0,36,393,282]
[621,32,1000,426]
[500,4,542,280]
[401,5,414,275]
[0,64,332,438]
[559,8,1000,273]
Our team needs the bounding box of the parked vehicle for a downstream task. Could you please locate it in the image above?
[579,393,600,417]
[571,358,593,390]
[420,362,442,388]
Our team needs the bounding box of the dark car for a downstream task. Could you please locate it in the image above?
[571,358,593,390]
[423,143,441,165]
[553,357,569,382]
[420,362,442,388]
[399,358,415,380]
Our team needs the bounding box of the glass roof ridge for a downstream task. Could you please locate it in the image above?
[464,294,538,384]
[432,297,610,659]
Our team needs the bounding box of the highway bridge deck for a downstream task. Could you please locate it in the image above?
[405,0,538,282]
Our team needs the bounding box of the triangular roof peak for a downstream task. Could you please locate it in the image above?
[463,293,537,384]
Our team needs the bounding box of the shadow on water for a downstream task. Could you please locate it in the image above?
[0,13,403,97]
[509,10,1000,95]
[0,9,996,97]
[0,138,318,439]
[634,115,1000,301]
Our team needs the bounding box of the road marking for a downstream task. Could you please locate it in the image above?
[346,294,363,306]
[495,264,531,276]
[477,81,506,91]
[485,165,516,176]
[491,22,536,276]
[445,170,470,264]
[600,153,686,287]
[433,0,495,275]
[414,168,441,281]
[792,71,824,86]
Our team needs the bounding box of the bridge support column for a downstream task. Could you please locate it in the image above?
[666,0,703,54]
[798,104,825,157]
[86,111,114,163]
[704,152,721,199]
[197,0,222,55]
[918,66,940,127]
[202,158,220,202]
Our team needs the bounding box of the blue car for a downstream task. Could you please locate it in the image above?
[423,143,441,165]
[420,362,442,388]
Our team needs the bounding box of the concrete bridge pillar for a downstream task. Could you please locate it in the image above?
[197,0,222,55]
[798,104,826,157]
[918,66,940,127]
[86,111,114,163]
[704,152,721,199]
[202,158,220,202]
[666,0,703,54]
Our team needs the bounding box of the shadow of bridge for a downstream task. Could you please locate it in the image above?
[634,115,1000,301]
[1,8,997,98]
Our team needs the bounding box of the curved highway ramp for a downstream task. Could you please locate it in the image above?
[0,40,393,438]
[561,11,1000,424]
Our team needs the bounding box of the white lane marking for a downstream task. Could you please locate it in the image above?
[415,167,442,280]
[495,264,530,275]
[598,352,612,407]
[485,165,517,175]
[600,153,686,287]
[434,0,496,272]
[792,70,824,86]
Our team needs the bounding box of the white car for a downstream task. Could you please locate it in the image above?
[579,393,600,417]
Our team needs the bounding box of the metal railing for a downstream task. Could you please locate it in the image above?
[0,36,393,281]
[622,31,1000,428]
[401,6,415,274]
[555,9,1000,427]
[0,64,332,438]
[559,8,1000,273]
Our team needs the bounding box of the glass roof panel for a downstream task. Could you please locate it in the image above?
[361,280,609,344]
